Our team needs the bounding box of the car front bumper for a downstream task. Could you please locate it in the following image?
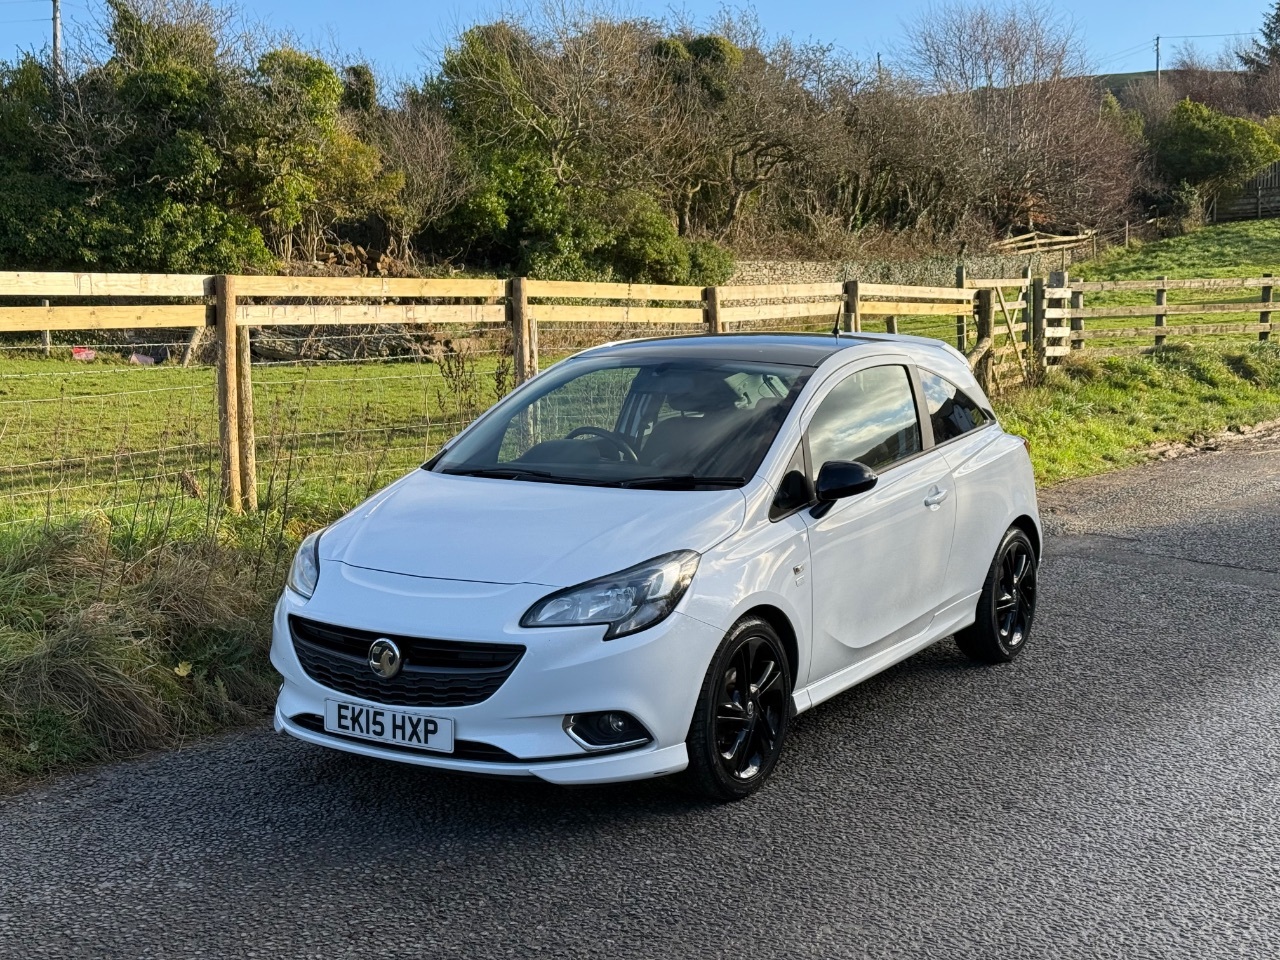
[270,561,723,784]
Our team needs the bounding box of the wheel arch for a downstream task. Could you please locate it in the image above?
[739,604,800,690]
[1010,513,1041,561]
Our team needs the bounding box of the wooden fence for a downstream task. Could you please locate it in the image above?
[1,268,1271,513]
[1051,272,1276,354]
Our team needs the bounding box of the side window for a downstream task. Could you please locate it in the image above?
[807,366,922,473]
[919,370,990,444]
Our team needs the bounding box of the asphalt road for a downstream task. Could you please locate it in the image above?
[3,429,1279,960]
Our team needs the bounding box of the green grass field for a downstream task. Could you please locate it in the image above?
[1052,220,1280,352]
[0,348,510,528]
[1078,219,1280,280]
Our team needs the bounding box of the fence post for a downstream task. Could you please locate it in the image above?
[508,276,532,384]
[1155,275,1167,348]
[954,264,967,350]
[1030,277,1046,379]
[843,279,861,333]
[1020,265,1032,344]
[704,286,723,334]
[529,306,539,378]
[1070,289,1084,351]
[214,275,242,513]
[41,300,51,356]
[236,324,257,512]
[885,316,898,335]
[1261,274,1272,343]
[975,288,994,393]
[1048,270,1068,362]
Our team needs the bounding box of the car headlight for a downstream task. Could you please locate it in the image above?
[520,551,700,640]
[286,529,323,600]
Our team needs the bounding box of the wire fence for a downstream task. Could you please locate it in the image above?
[247,322,513,516]
[0,332,222,529]
[0,273,1013,531]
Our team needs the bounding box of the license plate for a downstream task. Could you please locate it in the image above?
[323,700,454,753]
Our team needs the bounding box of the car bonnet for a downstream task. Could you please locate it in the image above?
[317,469,748,588]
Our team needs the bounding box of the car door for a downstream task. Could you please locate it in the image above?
[916,367,1011,607]
[801,361,958,686]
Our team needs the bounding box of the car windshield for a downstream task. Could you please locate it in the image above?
[430,354,812,488]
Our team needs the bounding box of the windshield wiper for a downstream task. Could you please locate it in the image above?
[439,467,744,489]
[618,475,746,490]
[440,467,613,486]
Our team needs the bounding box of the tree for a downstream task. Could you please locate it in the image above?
[1239,1,1280,71]
[437,11,676,188]
[372,91,470,259]
[1158,44,1257,117]
[1151,99,1280,197]
[432,5,741,281]
[0,1,274,272]
[902,0,1139,233]
[227,47,398,259]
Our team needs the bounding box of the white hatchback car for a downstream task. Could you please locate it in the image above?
[272,332,1040,800]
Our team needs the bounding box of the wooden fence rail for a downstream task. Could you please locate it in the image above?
[2,268,1271,512]
[1056,271,1277,355]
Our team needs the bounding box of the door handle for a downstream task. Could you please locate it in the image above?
[924,488,949,508]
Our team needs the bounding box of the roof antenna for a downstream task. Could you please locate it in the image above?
[833,263,850,338]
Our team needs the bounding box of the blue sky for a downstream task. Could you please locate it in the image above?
[2,0,1270,80]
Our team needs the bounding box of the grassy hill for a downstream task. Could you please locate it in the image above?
[1095,69,1158,96]
[1078,219,1280,280]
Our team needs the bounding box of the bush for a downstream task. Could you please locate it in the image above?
[687,239,735,285]
[606,191,691,284]
[1150,99,1280,199]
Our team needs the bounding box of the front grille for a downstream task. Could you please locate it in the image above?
[289,616,525,708]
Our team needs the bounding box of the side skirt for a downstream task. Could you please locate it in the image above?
[790,591,980,715]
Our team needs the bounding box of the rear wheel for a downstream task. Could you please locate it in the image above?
[956,526,1038,664]
[680,616,792,801]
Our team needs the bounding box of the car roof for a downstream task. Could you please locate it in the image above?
[571,331,964,370]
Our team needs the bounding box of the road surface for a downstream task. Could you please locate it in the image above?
[2,429,1278,959]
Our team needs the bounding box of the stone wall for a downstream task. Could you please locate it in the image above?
[729,249,1094,287]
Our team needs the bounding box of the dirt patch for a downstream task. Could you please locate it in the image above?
[1143,417,1280,463]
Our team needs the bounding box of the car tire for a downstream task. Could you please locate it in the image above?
[680,616,793,802]
[956,526,1039,664]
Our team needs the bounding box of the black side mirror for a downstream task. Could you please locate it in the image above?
[815,460,878,502]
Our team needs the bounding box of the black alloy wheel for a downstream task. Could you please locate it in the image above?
[956,526,1039,664]
[682,617,792,801]
[995,536,1036,648]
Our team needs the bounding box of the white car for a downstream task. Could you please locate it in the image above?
[272,332,1041,800]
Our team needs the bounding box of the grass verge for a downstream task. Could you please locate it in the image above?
[3,341,1280,790]
[999,343,1280,484]
[0,506,325,788]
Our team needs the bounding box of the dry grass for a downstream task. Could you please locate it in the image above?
[0,512,299,787]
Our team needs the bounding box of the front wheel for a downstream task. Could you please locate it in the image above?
[956,526,1038,664]
[680,616,792,801]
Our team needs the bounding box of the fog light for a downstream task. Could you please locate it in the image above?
[564,711,652,752]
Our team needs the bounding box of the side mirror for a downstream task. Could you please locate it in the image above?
[815,460,878,502]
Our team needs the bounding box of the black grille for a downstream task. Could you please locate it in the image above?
[289,616,525,708]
